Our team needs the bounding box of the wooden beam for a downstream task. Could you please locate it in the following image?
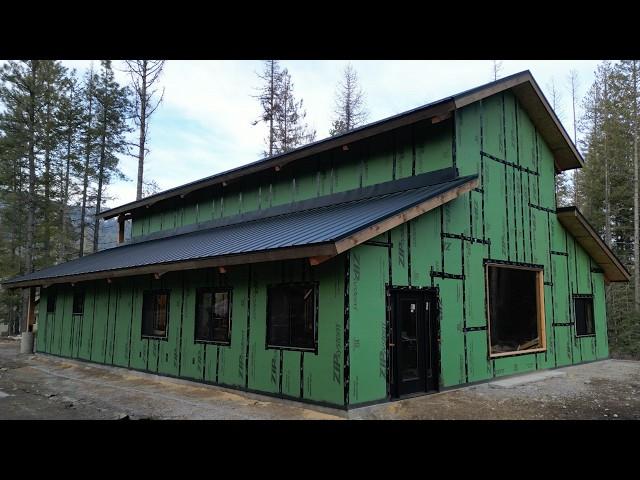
[117,214,125,244]
[431,112,452,124]
[334,178,478,254]
[26,286,36,333]
[309,255,335,266]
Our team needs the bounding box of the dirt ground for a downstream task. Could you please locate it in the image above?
[1,337,639,420]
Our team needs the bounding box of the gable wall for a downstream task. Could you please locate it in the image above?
[346,90,608,406]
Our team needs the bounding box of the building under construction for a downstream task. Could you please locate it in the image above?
[3,70,629,409]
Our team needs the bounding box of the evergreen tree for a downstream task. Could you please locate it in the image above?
[329,63,368,136]
[56,71,84,262]
[91,60,131,253]
[78,65,98,257]
[273,69,315,154]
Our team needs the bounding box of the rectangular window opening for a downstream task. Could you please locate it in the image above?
[195,288,231,344]
[574,295,595,337]
[46,290,56,314]
[267,283,317,351]
[142,290,170,339]
[72,290,85,316]
[486,264,546,357]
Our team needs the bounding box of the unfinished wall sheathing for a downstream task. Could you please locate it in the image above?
[35,257,346,407]
[344,92,607,406]
[129,123,448,239]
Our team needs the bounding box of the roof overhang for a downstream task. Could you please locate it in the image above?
[98,70,582,221]
[4,173,478,289]
[557,206,630,283]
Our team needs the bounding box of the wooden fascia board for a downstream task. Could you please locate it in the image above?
[4,243,338,289]
[334,178,478,254]
[557,209,630,283]
[455,74,583,172]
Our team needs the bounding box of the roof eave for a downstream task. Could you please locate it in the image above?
[556,206,630,283]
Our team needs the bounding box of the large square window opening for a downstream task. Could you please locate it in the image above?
[486,265,545,356]
[195,288,231,344]
[142,291,170,339]
[267,284,317,351]
[574,296,595,337]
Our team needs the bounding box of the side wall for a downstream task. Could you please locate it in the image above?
[35,257,346,407]
[346,90,609,406]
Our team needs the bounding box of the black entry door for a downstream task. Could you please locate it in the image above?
[391,289,439,397]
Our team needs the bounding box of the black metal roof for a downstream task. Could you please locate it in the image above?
[3,169,478,288]
[98,69,582,221]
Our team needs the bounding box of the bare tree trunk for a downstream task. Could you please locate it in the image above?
[632,61,639,312]
[604,77,612,247]
[93,110,107,253]
[269,60,274,157]
[43,100,52,262]
[59,128,72,261]
[22,61,38,332]
[136,61,148,200]
[79,79,94,257]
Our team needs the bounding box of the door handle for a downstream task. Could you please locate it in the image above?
[389,343,395,347]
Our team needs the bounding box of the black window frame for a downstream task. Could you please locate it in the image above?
[141,289,171,340]
[574,294,596,337]
[46,290,56,314]
[194,287,232,345]
[266,282,319,353]
[72,290,85,316]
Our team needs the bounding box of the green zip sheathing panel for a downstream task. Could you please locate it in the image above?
[348,243,389,405]
[130,121,454,239]
[35,258,347,407]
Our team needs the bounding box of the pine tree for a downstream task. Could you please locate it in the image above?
[329,63,368,136]
[91,60,131,253]
[78,65,98,257]
[56,71,84,262]
[273,69,315,154]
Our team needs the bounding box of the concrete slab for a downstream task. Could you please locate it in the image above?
[488,370,566,389]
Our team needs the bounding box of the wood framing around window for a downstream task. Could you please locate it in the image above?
[485,262,547,358]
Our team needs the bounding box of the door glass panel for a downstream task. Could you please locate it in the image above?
[400,300,419,382]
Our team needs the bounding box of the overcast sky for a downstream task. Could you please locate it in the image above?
[57,60,601,208]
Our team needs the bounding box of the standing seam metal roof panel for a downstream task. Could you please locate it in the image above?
[3,174,476,286]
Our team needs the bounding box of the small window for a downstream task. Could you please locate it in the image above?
[486,264,546,357]
[46,291,56,313]
[267,283,317,351]
[574,296,595,336]
[195,288,231,344]
[72,290,85,315]
[142,290,170,339]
